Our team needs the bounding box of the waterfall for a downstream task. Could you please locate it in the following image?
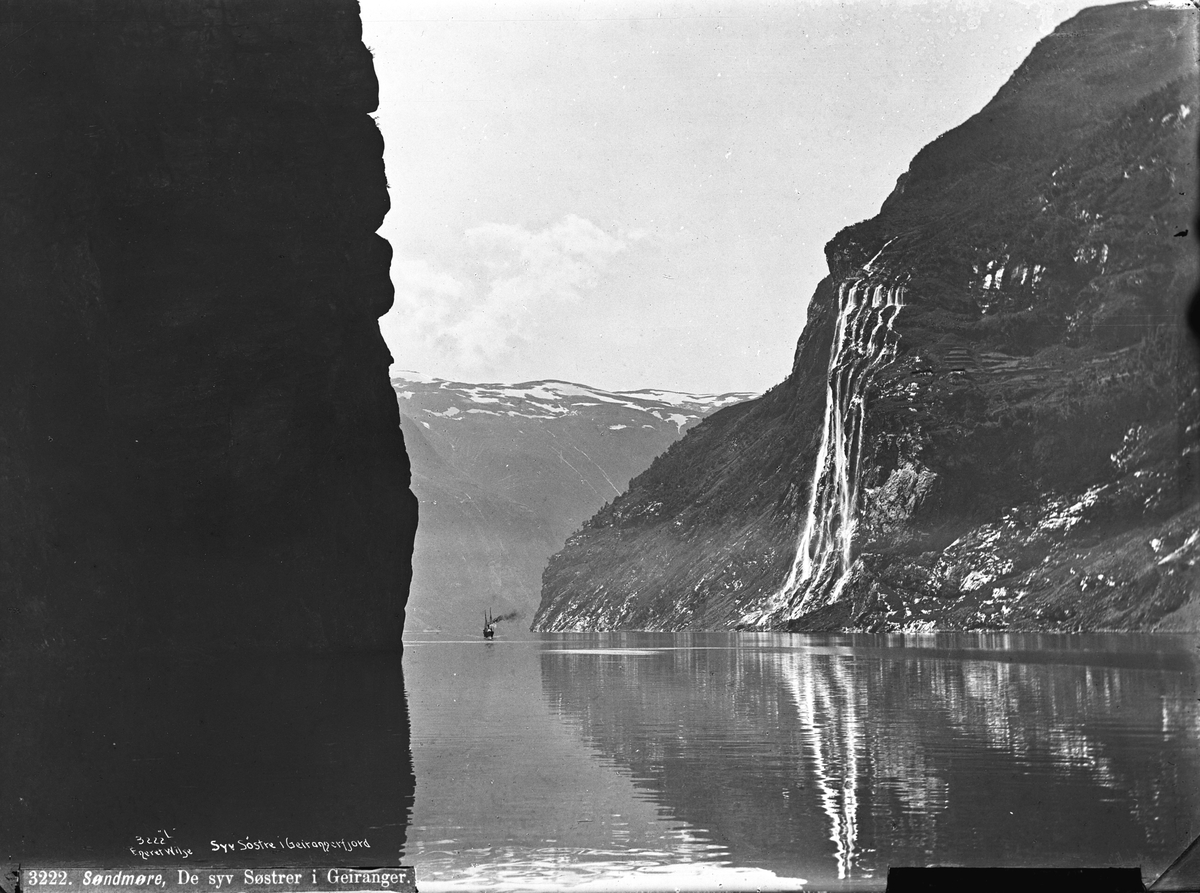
[747,254,906,624]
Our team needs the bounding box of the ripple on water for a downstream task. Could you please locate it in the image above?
[411,846,808,892]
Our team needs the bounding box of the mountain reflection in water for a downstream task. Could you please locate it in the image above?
[537,633,1200,887]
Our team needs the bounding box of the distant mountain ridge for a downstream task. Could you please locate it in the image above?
[396,373,747,428]
[393,373,752,633]
[533,1,1200,634]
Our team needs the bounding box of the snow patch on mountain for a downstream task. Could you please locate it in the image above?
[391,372,755,425]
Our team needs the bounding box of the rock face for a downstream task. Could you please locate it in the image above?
[0,1,416,651]
[394,374,750,633]
[534,1,1200,633]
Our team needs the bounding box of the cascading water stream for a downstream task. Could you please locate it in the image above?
[747,253,906,625]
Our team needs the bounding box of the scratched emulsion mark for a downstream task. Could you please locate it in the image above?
[745,241,906,626]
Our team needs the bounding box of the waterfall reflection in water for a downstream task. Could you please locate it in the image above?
[400,633,1198,890]
[11,634,1186,890]
[535,632,1199,889]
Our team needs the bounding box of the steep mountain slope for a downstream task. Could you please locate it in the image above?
[534,1,1200,633]
[393,374,751,632]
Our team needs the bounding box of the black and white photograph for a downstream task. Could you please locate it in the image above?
[1,0,1198,890]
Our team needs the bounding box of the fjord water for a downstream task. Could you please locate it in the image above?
[403,632,1200,891]
[3,634,1194,889]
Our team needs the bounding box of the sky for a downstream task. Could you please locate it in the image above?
[363,0,1112,394]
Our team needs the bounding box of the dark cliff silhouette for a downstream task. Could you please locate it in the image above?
[0,0,416,652]
[0,0,417,866]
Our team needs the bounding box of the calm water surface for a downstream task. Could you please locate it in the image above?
[3,632,1196,891]
[402,631,1200,891]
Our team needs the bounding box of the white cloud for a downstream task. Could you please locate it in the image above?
[382,215,626,378]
